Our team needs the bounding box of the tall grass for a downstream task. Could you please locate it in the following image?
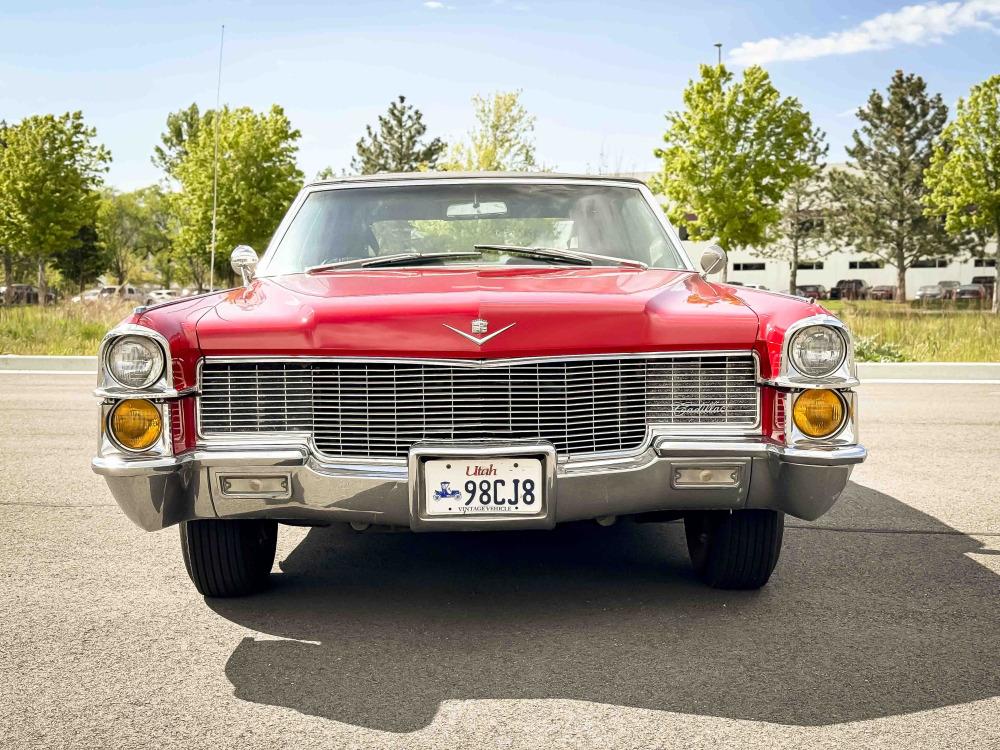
[827,301,1000,362]
[0,303,133,355]
[1,299,997,362]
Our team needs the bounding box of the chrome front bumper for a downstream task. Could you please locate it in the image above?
[92,439,866,532]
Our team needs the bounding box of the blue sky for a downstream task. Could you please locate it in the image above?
[1,0,998,190]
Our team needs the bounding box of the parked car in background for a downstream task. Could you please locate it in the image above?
[916,285,944,301]
[796,284,828,301]
[71,288,102,304]
[830,279,870,300]
[937,280,961,300]
[93,172,865,597]
[870,285,897,301]
[0,284,55,304]
[955,284,987,301]
[99,284,144,303]
[972,275,995,300]
[144,289,180,305]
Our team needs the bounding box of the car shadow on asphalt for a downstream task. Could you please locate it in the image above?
[208,481,1000,733]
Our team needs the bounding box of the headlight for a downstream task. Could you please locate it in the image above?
[106,335,164,389]
[789,325,846,378]
[792,389,846,438]
[108,399,163,452]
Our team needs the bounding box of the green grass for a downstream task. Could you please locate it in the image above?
[824,300,1000,362]
[0,303,133,355]
[1,299,997,362]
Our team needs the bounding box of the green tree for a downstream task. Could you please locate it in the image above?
[444,91,539,171]
[98,186,173,285]
[55,225,104,295]
[172,105,303,290]
[756,137,830,294]
[152,103,203,180]
[924,74,1000,312]
[348,95,446,175]
[651,65,822,281]
[828,70,968,300]
[0,112,110,304]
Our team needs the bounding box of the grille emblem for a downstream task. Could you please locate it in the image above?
[443,319,515,346]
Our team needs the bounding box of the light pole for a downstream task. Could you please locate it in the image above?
[714,42,722,66]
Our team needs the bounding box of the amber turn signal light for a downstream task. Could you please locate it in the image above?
[792,389,845,439]
[109,399,162,451]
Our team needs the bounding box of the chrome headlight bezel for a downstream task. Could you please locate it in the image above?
[788,325,848,379]
[767,314,858,389]
[97,324,174,398]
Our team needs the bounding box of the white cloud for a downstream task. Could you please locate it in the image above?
[423,1,447,8]
[731,0,1000,65]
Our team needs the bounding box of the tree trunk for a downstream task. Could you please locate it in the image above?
[789,238,799,294]
[37,259,47,306]
[896,242,907,302]
[2,252,13,306]
[993,219,1000,315]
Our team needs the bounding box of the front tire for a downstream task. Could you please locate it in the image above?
[684,510,783,589]
[180,519,277,597]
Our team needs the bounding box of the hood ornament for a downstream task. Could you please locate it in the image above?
[443,318,516,346]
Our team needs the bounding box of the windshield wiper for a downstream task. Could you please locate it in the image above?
[307,251,483,273]
[473,244,648,270]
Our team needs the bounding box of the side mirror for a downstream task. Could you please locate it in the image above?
[699,244,727,277]
[231,245,258,286]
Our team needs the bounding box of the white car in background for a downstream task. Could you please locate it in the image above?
[144,289,180,305]
[98,284,144,303]
[71,288,102,304]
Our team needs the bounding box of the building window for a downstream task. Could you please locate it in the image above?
[974,258,997,267]
[797,261,824,270]
[848,260,884,270]
[911,257,948,268]
[733,262,765,271]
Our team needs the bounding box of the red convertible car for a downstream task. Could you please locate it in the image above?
[92,174,865,596]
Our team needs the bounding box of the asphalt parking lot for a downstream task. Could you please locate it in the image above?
[1,374,998,749]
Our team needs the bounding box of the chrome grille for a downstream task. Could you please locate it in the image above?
[199,354,759,460]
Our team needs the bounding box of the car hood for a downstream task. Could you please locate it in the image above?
[194,267,762,359]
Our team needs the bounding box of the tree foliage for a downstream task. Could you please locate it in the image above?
[0,111,110,303]
[350,96,446,175]
[172,105,303,290]
[152,103,203,181]
[444,91,539,171]
[828,70,968,300]
[756,136,830,293]
[651,65,823,280]
[923,74,1000,311]
[54,225,104,294]
[97,186,173,285]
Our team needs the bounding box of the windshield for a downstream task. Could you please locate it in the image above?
[262,182,687,275]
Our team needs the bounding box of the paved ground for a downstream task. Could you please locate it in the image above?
[1,374,998,750]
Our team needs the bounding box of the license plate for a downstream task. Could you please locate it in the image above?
[423,457,544,516]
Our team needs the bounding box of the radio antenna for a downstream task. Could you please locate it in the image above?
[208,24,225,292]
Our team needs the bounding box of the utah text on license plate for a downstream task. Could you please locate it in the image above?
[423,458,544,516]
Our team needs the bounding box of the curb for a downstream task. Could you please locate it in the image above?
[1,354,997,382]
[0,355,98,374]
[857,362,1000,382]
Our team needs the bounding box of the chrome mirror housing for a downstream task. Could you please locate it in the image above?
[231,245,258,286]
[700,244,727,277]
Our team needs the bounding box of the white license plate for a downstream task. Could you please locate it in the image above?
[423,457,544,516]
